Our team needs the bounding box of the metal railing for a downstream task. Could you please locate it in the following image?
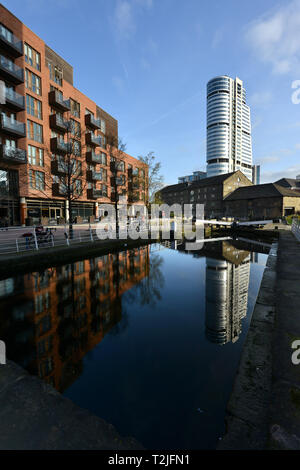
[0,55,24,81]
[292,218,300,242]
[0,224,101,256]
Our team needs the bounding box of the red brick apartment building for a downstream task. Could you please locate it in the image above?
[0,4,148,225]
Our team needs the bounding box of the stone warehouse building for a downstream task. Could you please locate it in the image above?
[159,171,252,219]
[274,177,300,193]
[224,183,300,220]
[0,4,147,225]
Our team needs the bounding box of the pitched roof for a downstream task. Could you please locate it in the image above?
[274,178,300,189]
[160,171,242,194]
[225,183,300,201]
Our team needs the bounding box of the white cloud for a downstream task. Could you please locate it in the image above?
[256,155,281,165]
[113,0,153,40]
[245,0,300,74]
[261,165,300,183]
[249,91,272,107]
[211,28,224,49]
[112,76,125,94]
[114,1,135,39]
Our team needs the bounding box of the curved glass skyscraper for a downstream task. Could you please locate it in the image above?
[206,76,253,181]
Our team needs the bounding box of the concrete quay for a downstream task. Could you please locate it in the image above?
[219,230,300,450]
[0,361,143,450]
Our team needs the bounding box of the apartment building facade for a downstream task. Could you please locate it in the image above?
[0,4,147,226]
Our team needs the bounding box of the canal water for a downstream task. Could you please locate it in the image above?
[0,240,268,449]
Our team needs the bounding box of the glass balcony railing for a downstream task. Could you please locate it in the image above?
[48,90,70,111]
[0,28,23,57]
[85,113,101,129]
[91,152,102,163]
[1,145,27,163]
[0,55,24,83]
[5,89,25,109]
[0,115,26,136]
[50,114,68,131]
[92,172,104,181]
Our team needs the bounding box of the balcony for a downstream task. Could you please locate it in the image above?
[110,160,125,172]
[111,176,125,186]
[87,188,104,199]
[50,137,71,155]
[52,183,67,197]
[86,170,104,181]
[51,160,68,175]
[48,90,70,112]
[85,132,101,147]
[0,29,23,58]
[49,114,68,133]
[85,113,101,130]
[86,151,103,164]
[0,115,26,137]
[0,55,24,84]
[4,89,25,112]
[0,145,26,164]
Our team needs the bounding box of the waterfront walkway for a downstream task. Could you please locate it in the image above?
[219,229,300,450]
[269,230,300,449]
[0,362,142,450]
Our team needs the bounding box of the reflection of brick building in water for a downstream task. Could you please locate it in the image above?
[0,245,149,391]
[205,242,251,345]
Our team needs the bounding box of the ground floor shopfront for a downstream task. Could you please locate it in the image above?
[0,197,99,226]
[1,196,147,226]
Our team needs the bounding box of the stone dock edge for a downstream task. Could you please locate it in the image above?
[218,241,278,450]
[0,361,144,450]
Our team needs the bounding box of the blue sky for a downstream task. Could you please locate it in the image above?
[5,0,300,184]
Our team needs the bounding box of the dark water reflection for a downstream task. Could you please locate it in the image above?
[0,240,268,449]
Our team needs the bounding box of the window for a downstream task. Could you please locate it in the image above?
[100,119,106,134]
[27,120,43,143]
[70,99,80,118]
[70,118,81,137]
[100,152,107,165]
[29,170,45,190]
[25,69,41,95]
[36,171,45,190]
[0,23,13,43]
[28,145,44,166]
[48,62,62,85]
[115,160,125,172]
[26,95,42,119]
[24,44,41,71]
[72,139,81,156]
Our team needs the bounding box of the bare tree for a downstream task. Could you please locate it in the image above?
[25,116,88,237]
[106,134,127,237]
[138,151,164,203]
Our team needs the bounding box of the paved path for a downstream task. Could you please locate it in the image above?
[0,361,143,450]
[269,230,300,449]
[219,230,300,449]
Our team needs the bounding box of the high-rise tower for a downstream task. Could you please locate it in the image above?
[206,76,253,180]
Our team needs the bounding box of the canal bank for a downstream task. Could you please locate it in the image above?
[0,361,143,450]
[0,237,154,279]
[219,230,300,450]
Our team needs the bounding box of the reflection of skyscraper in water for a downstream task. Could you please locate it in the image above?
[205,254,251,345]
